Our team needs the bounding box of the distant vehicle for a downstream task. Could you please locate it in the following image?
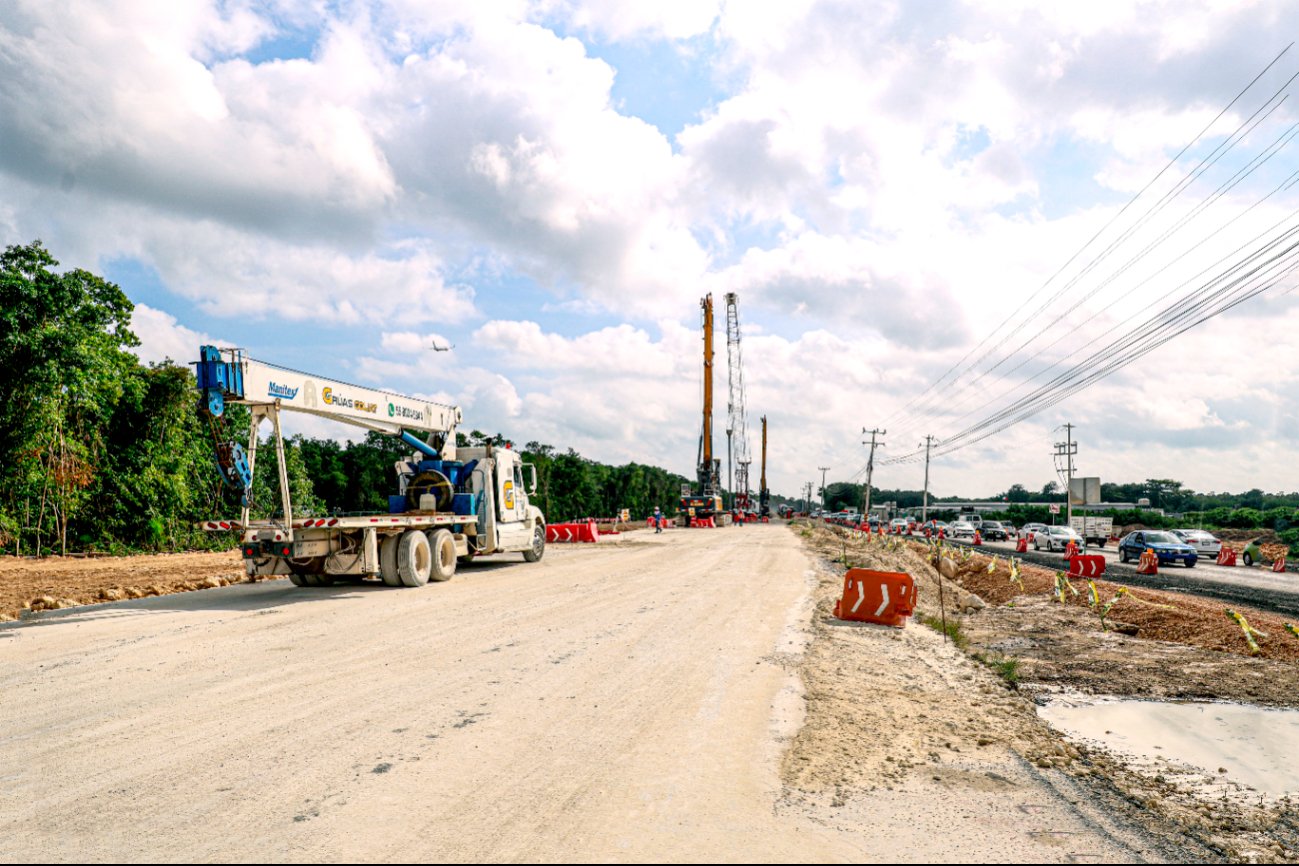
[950,521,976,539]
[980,521,1009,541]
[890,518,910,532]
[1171,529,1222,556]
[1243,539,1265,567]
[958,512,983,527]
[1018,522,1048,540]
[1118,531,1197,567]
[1069,515,1114,547]
[1034,526,1082,552]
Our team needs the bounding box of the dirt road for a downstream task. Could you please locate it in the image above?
[1,527,1173,862]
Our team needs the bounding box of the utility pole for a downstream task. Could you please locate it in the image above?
[861,428,886,520]
[818,466,830,514]
[1054,423,1078,531]
[921,435,935,522]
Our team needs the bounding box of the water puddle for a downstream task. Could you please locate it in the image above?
[1039,696,1299,797]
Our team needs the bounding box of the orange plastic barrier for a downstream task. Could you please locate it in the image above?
[546,522,599,543]
[1064,540,1078,560]
[972,530,982,546]
[833,568,916,628]
[1136,548,1158,575]
[1216,547,1237,566]
[1015,537,1027,553]
[1069,554,1105,579]
[1274,556,1287,573]
[689,517,716,528]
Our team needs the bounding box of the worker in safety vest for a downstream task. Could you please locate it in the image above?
[653,506,664,533]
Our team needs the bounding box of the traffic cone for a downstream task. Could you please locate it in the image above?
[1274,556,1287,573]
[1064,540,1078,560]
[1015,536,1027,553]
[1136,548,1159,575]
[973,530,982,546]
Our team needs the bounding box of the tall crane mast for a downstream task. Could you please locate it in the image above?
[760,415,770,518]
[696,294,721,497]
[724,292,751,512]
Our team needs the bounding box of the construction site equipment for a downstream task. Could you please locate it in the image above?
[195,346,546,586]
[724,292,753,515]
[680,295,724,523]
[833,568,916,628]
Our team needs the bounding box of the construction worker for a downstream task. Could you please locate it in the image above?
[653,506,664,533]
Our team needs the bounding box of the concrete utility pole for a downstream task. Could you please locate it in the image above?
[818,466,830,513]
[1054,423,1078,530]
[921,435,935,522]
[861,428,886,519]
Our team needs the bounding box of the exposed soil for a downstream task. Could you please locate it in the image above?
[802,522,1299,862]
[0,550,245,622]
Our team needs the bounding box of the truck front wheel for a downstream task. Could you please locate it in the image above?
[523,524,545,563]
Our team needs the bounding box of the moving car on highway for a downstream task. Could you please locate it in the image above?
[1118,530,1198,568]
[1034,526,1083,552]
[1018,522,1048,541]
[950,521,976,539]
[1171,529,1222,557]
[980,521,1010,541]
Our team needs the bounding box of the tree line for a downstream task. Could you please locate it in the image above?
[0,241,692,556]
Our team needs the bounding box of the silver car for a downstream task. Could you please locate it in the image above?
[950,521,976,539]
[1171,529,1222,556]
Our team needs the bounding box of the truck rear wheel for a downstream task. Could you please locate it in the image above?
[428,529,457,582]
[380,535,403,586]
[523,524,545,563]
[398,530,433,587]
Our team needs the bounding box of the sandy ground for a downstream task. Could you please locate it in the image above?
[2,525,1182,862]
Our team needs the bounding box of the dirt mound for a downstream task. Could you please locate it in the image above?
[0,550,245,621]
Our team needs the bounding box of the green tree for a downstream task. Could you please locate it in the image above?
[0,241,139,554]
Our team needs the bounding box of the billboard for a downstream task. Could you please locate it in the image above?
[1069,477,1101,506]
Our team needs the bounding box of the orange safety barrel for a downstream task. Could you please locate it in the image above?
[833,568,916,628]
[1136,548,1158,575]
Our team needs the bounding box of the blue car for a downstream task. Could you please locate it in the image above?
[1118,530,1198,568]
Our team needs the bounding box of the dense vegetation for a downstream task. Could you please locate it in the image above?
[0,241,691,556]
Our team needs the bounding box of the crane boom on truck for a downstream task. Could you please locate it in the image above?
[195,346,546,588]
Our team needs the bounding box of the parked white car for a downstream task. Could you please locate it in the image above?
[1171,529,1222,556]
